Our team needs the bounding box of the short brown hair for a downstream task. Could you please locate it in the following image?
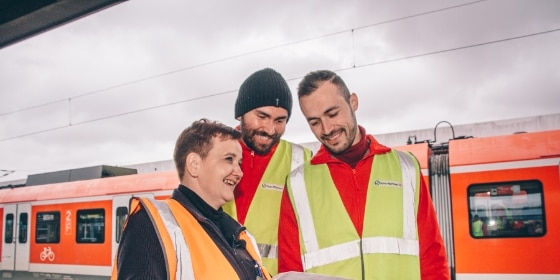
[174,119,241,180]
[297,70,351,102]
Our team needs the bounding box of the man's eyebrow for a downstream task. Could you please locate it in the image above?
[255,109,288,120]
[306,116,319,122]
[254,109,271,117]
[306,106,338,122]
[324,106,338,114]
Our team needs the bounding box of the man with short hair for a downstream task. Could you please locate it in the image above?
[279,70,450,280]
[223,68,313,275]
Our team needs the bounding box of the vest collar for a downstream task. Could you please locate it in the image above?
[311,126,391,165]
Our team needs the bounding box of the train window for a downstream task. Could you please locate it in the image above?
[468,180,545,238]
[76,209,105,243]
[36,212,61,243]
[115,206,128,243]
[4,213,14,243]
[18,213,28,243]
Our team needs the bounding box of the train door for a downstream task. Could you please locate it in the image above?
[1,204,16,271]
[1,203,31,272]
[15,203,30,271]
[111,194,154,262]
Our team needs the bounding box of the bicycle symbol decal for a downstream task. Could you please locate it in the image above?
[40,246,55,261]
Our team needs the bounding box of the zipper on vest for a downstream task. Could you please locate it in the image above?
[352,167,365,235]
[251,150,255,168]
[231,226,255,279]
[231,226,247,249]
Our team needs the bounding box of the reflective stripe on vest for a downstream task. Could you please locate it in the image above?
[290,143,305,172]
[398,150,418,241]
[290,150,419,271]
[149,199,195,280]
[242,229,272,279]
[257,243,278,260]
[134,197,195,280]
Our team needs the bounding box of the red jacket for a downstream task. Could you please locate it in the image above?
[233,139,276,224]
[278,134,450,280]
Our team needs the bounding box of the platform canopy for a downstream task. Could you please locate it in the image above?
[0,0,127,49]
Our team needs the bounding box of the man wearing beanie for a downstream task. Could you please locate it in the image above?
[223,68,313,275]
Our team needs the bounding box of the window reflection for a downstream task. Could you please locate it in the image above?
[468,181,545,238]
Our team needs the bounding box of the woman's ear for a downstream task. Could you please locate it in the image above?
[185,152,201,178]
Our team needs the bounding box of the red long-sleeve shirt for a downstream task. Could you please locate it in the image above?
[278,134,450,280]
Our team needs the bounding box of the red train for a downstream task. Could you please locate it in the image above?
[1,128,559,280]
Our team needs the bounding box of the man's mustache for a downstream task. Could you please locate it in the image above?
[254,130,278,139]
[321,129,343,141]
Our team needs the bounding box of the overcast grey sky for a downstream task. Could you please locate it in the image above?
[1,0,559,182]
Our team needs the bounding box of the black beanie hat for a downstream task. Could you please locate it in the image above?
[235,68,292,120]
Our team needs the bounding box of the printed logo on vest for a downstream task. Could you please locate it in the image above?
[373,179,402,188]
[260,183,284,191]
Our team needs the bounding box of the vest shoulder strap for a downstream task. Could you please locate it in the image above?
[138,197,195,280]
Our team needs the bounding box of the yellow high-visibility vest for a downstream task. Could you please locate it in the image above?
[287,150,421,280]
[224,140,312,275]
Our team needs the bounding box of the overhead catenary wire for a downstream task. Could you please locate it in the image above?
[1,169,15,178]
[1,26,559,143]
[2,1,559,143]
[0,0,487,117]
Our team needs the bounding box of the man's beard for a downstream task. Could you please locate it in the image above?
[240,123,281,155]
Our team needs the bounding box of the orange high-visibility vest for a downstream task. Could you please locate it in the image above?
[111,197,270,280]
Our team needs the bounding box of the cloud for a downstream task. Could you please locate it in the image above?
[1,0,559,182]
